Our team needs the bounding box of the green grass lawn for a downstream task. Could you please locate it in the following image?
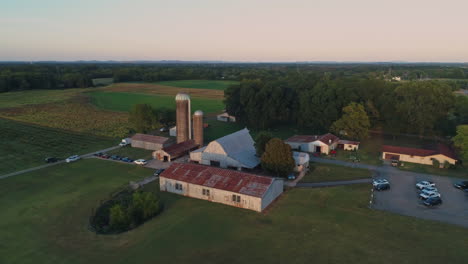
[155,80,239,90]
[106,146,154,160]
[204,119,244,142]
[0,88,89,109]
[1,159,468,264]
[0,118,116,175]
[88,91,224,114]
[301,163,372,183]
[398,162,468,179]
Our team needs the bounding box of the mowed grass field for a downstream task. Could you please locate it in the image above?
[1,159,468,264]
[89,91,224,113]
[301,163,372,183]
[0,88,88,109]
[155,80,239,90]
[0,118,115,175]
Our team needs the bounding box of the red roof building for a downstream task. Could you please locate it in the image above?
[382,144,457,166]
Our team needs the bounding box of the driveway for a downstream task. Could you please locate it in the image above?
[372,165,468,228]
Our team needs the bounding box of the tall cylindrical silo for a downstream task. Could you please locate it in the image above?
[175,93,191,143]
[193,110,204,146]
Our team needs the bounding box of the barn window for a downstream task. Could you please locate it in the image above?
[202,189,210,196]
[175,183,183,191]
[232,194,240,203]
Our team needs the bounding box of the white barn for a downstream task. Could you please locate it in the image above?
[159,163,284,212]
[285,133,340,155]
[189,128,260,170]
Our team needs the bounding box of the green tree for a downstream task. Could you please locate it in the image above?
[261,138,295,177]
[129,191,161,225]
[109,204,129,231]
[129,104,158,133]
[330,102,371,140]
[254,131,273,156]
[453,125,468,162]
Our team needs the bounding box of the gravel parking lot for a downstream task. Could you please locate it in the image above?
[372,165,468,228]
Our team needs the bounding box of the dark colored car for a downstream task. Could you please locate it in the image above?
[93,152,104,157]
[154,168,165,176]
[374,183,390,191]
[423,197,442,207]
[101,154,110,159]
[45,157,58,163]
[453,181,468,190]
[121,157,133,163]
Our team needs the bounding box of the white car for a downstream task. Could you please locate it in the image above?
[373,179,389,187]
[119,141,129,147]
[65,155,80,163]
[420,186,438,193]
[419,190,441,200]
[134,159,147,165]
[416,181,435,190]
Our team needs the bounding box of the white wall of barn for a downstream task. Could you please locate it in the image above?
[160,177,264,212]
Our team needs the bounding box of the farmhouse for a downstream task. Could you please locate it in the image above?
[131,133,171,151]
[217,112,236,122]
[382,144,458,167]
[190,128,260,170]
[153,140,199,162]
[159,163,284,212]
[293,151,310,172]
[285,133,340,154]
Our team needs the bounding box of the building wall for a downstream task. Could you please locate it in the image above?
[343,144,359,151]
[200,152,242,169]
[286,141,337,154]
[382,152,457,166]
[131,140,164,151]
[160,177,263,212]
[261,179,284,211]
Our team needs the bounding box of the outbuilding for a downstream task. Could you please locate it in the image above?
[292,151,310,172]
[285,133,340,155]
[159,163,284,212]
[153,140,199,162]
[217,112,236,122]
[337,140,360,151]
[382,144,457,167]
[131,133,171,151]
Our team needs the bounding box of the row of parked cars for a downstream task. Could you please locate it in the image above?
[93,152,147,165]
[415,181,442,207]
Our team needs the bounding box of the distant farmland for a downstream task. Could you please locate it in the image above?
[155,80,239,90]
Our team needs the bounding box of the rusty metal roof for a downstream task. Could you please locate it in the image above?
[338,139,360,145]
[160,140,199,157]
[160,163,275,198]
[131,133,169,144]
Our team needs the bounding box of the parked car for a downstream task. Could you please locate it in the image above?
[121,157,133,163]
[110,155,121,160]
[373,179,389,187]
[134,159,147,165]
[93,152,104,157]
[101,154,110,159]
[453,181,468,190]
[374,182,390,191]
[419,190,441,200]
[154,168,165,176]
[420,186,438,193]
[423,197,442,207]
[65,155,80,163]
[45,157,58,163]
[119,138,131,147]
[159,127,168,132]
[416,181,435,190]
[391,160,399,167]
[287,174,296,180]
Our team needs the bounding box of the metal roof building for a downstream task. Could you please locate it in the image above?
[189,128,260,170]
[131,133,171,151]
[160,163,284,212]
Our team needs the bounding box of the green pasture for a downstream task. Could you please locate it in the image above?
[155,80,239,90]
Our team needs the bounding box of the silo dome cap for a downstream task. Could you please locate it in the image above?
[194,110,203,116]
[175,93,190,101]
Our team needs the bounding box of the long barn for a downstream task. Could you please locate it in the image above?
[159,163,284,212]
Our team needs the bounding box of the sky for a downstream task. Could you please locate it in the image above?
[1,0,467,62]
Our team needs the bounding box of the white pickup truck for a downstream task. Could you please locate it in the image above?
[119,138,132,146]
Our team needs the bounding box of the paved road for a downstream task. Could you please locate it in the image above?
[296,178,372,188]
[0,145,121,180]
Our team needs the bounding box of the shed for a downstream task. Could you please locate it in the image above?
[217,112,236,122]
[131,133,171,151]
[169,126,177,137]
[285,133,340,154]
[159,163,284,212]
[382,144,457,167]
[337,140,360,151]
[292,151,310,172]
[153,140,199,162]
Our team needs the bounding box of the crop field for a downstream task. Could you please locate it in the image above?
[0,118,115,175]
[99,82,225,99]
[155,80,239,90]
[0,97,130,138]
[1,159,468,264]
[0,88,88,109]
[89,91,224,114]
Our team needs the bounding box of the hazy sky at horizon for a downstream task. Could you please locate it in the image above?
[1,0,467,62]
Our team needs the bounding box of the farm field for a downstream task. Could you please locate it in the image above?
[89,91,224,114]
[0,88,88,109]
[301,163,372,183]
[0,118,115,175]
[155,80,239,90]
[0,97,130,138]
[1,159,468,264]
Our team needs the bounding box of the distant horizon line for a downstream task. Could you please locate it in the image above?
[1,60,467,65]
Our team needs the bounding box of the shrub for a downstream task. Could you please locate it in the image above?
[432,159,440,168]
[109,204,129,230]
